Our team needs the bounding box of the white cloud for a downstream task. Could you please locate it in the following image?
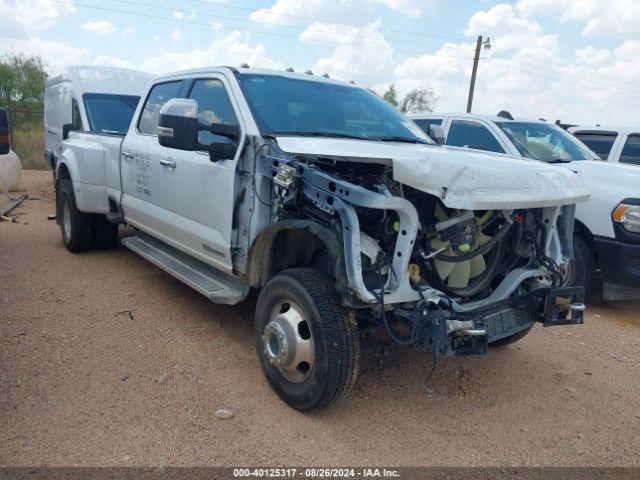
[210,22,223,31]
[251,0,374,26]
[302,19,396,84]
[81,20,117,35]
[141,30,284,74]
[122,27,135,37]
[154,35,162,44]
[0,0,75,38]
[173,10,184,20]
[516,0,640,39]
[171,28,182,41]
[189,9,197,19]
[0,38,91,73]
[393,3,640,125]
[369,0,434,17]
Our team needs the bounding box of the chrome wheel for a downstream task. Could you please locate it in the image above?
[61,197,72,243]
[262,300,314,383]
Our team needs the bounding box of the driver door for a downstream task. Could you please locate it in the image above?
[160,76,244,273]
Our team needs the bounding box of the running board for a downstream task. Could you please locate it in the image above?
[121,234,248,305]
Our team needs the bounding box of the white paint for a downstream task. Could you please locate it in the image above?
[0,150,22,193]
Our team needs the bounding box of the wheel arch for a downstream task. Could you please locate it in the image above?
[574,219,599,267]
[247,220,350,299]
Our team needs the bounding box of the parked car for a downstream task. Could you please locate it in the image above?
[49,68,589,410]
[568,125,640,166]
[45,65,152,170]
[411,112,640,301]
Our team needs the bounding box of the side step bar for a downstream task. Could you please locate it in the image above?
[121,234,249,305]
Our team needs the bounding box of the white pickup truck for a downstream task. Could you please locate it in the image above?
[568,125,640,166]
[50,67,589,410]
[411,112,640,301]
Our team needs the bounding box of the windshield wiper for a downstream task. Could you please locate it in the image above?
[545,158,573,164]
[267,131,369,141]
[374,135,430,144]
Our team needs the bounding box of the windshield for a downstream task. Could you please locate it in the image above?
[83,93,141,134]
[238,74,431,143]
[496,121,599,162]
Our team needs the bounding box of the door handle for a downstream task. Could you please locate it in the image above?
[159,158,177,168]
[121,151,134,160]
[47,128,56,134]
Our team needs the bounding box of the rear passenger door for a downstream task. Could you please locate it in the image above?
[120,80,187,237]
[445,119,506,154]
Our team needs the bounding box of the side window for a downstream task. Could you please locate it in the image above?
[187,79,239,146]
[574,132,617,160]
[620,135,640,166]
[446,120,505,153]
[138,81,184,135]
[71,98,82,131]
[413,118,443,134]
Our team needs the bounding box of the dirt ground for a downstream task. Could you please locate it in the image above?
[1,171,639,467]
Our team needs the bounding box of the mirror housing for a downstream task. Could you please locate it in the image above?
[158,98,200,151]
[62,123,74,141]
[158,98,240,160]
[0,108,10,155]
[428,124,445,145]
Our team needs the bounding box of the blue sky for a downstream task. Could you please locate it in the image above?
[2,0,639,124]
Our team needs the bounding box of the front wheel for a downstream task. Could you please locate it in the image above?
[563,235,597,298]
[255,268,360,411]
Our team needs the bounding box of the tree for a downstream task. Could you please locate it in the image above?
[0,53,47,111]
[383,84,399,108]
[382,84,437,114]
[399,87,436,114]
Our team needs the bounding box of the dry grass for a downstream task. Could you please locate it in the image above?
[12,127,48,171]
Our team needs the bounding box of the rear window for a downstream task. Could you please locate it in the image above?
[83,93,140,134]
[573,131,617,160]
[413,118,443,134]
[620,135,640,166]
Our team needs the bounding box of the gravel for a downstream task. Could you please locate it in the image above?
[1,171,639,467]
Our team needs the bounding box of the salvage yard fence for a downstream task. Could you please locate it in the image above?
[3,108,47,171]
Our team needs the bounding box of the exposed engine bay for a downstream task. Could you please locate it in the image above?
[253,140,586,357]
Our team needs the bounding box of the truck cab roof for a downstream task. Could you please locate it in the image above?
[151,66,360,88]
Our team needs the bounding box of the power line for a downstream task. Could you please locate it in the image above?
[111,0,477,53]
[488,61,640,102]
[47,0,474,61]
[183,0,469,44]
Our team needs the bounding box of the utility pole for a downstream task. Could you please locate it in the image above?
[466,35,491,113]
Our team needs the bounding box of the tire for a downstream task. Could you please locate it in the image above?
[57,179,94,253]
[564,235,597,298]
[490,325,533,347]
[93,214,119,250]
[255,268,360,411]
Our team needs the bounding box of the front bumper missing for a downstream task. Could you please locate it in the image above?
[401,286,585,358]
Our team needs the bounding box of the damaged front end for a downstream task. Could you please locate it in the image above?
[256,138,588,358]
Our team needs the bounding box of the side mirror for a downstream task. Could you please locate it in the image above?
[158,98,200,151]
[158,98,241,161]
[428,124,445,145]
[0,109,10,155]
[62,123,74,141]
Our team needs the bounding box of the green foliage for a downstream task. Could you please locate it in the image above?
[0,53,48,170]
[382,84,437,114]
[399,87,437,114]
[383,85,399,108]
[0,53,47,111]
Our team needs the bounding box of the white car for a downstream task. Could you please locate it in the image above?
[411,112,640,301]
[568,125,640,166]
[44,65,153,170]
[42,68,589,410]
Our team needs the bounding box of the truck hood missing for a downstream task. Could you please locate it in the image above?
[276,136,590,210]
